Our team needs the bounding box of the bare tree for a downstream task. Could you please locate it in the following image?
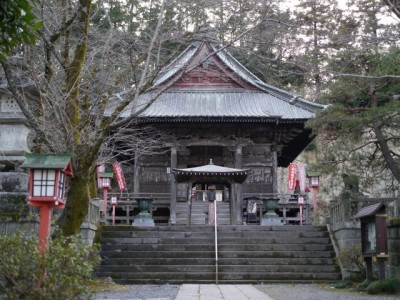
[99,125,172,165]
[0,0,185,235]
[1,0,289,235]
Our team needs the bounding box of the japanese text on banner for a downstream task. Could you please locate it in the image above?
[113,163,127,191]
[288,163,297,190]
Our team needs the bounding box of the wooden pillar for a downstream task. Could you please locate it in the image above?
[133,155,140,194]
[365,257,373,280]
[170,145,177,224]
[271,144,278,195]
[38,205,52,252]
[230,181,236,225]
[234,145,243,225]
[188,180,192,225]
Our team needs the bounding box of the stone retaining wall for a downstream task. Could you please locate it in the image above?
[388,218,400,279]
[0,171,100,244]
[330,221,361,250]
[328,221,361,279]
[0,172,30,221]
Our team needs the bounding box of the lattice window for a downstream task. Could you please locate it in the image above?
[1,94,21,112]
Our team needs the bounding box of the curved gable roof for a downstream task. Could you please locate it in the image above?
[107,36,326,121]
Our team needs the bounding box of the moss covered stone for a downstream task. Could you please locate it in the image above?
[0,192,29,221]
[0,172,28,192]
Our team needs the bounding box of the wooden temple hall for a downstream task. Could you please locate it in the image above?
[105,30,326,226]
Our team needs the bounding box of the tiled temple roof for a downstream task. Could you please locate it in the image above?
[106,38,326,121]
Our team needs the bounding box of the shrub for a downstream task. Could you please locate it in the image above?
[334,279,353,289]
[0,231,100,300]
[367,278,400,295]
[336,244,365,278]
[355,279,372,292]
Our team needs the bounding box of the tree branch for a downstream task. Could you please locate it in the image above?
[109,17,291,130]
[383,0,400,19]
[37,30,66,71]
[374,124,400,182]
[333,73,400,79]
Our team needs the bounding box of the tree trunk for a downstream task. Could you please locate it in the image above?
[370,86,400,184]
[374,125,400,184]
[59,168,91,235]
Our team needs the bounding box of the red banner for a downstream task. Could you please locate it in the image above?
[288,163,297,191]
[97,164,105,189]
[113,163,127,191]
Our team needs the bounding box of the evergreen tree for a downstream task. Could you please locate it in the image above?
[0,0,42,60]
[307,0,400,187]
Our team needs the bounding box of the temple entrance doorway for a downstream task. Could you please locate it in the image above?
[191,183,230,202]
[187,182,231,225]
[173,160,250,225]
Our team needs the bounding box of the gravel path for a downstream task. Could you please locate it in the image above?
[94,283,400,300]
[94,284,180,300]
[255,283,400,300]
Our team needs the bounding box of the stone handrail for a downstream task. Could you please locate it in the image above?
[85,200,100,225]
[330,197,399,224]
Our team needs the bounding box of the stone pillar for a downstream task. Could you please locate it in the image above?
[234,145,243,225]
[271,144,278,194]
[169,146,177,224]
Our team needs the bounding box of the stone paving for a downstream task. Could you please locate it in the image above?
[94,283,400,300]
[175,284,272,300]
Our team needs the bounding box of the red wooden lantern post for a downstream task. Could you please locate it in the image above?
[21,154,73,251]
[307,171,320,219]
[97,169,114,217]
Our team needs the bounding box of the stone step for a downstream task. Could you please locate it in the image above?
[101,229,328,239]
[100,237,331,245]
[97,264,339,273]
[101,242,333,251]
[100,248,334,257]
[175,202,231,225]
[97,224,340,283]
[99,257,336,266]
[97,271,341,282]
[101,225,326,232]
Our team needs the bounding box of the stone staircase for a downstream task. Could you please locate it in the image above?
[176,201,231,225]
[97,225,341,284]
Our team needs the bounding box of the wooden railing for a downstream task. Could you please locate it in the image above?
[90,192,313,225]
[242,193,311,225]
[101,193,171,224]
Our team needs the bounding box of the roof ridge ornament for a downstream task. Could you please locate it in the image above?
[192,24,219,43]
[209,159,214,165]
